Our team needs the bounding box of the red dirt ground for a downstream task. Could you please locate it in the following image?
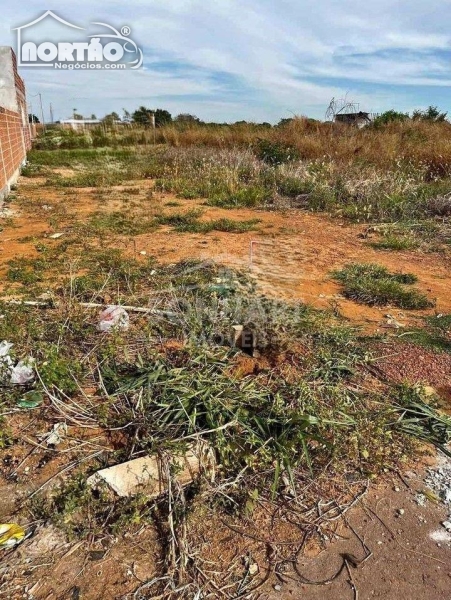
[1,174,450,599]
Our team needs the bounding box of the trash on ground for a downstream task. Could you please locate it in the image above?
[0,340,13,376]
[17,390,44,409]
[0,523,27,550]
[49,232,64,239]
[87,443,214,498]
[97,305,130,332]
[381,314,405,329]
[0,342,35,385]
[10,358,35,385]
[40,422,67,447]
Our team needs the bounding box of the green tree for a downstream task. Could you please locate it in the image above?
[277,117,294,128]
[28,113,40,123]
[372,110,410,127]
[132,106,172,127]
[412,106,448,122]
[102,111,120,125]
[174,113,202,124]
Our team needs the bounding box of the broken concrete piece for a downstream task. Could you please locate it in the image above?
[87,444,214,498]
[49,233,64,239]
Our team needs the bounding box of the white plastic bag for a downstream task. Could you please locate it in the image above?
[10,359,35,385]
[0,341,13,366]
[97,306,130,333]
[0,341,13,380]
[0,341,35,385]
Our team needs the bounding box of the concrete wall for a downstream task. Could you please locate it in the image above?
[0,47,32,201]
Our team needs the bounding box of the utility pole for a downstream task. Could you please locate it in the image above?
[49,103,54,124]
[38,93,46,132]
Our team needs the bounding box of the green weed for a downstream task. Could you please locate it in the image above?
[332,263,432,309]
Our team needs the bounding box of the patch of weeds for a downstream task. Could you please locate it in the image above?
[102,348,336,479]
[164,201,182,207]
[70,248,157,300]
[174,217,261,234]
[38,345,83,395]
[155,209,203,228]
[254,139,300,165]
[207,185,270,208]
[6,257,47,285]
[369,234,419,251]
[276,176,312,198]
[394,385,451,456]
[84,211,158,236]
[46,171,127,188]
[29,473,153,539]
[20,163,46,177]
[402,314,451,353]
[332,263,432,309]
[0,419,12,449]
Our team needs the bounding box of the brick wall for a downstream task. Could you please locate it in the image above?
[0,47,32,200]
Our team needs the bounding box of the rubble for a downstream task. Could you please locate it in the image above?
[87,443,214,498]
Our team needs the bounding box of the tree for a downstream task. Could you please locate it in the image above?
[174,113,202,124]
[102,111,120,125]
[132,106,172,127]
[372,110,409,127]
[412,106,448,122]
[28,114,40,123]
[90,113,98,120]
[277,117,294,128]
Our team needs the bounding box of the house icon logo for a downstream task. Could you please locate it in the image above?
[13,10,143,70]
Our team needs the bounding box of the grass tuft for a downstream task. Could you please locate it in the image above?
[332,263,432,309]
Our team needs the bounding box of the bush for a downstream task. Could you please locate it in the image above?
[254,139,300,165]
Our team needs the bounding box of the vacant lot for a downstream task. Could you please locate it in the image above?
[0,125,450,599]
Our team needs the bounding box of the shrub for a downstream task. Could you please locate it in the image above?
[254,139,300,165]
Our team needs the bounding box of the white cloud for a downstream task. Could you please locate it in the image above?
[1,0,450,121]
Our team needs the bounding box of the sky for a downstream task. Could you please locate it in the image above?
[1,1,450,123]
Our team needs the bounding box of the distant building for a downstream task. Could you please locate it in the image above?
[60,119,101,131]
[335,112,371,128]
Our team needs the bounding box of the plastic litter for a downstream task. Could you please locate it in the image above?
[97,306,130,332]
[43,422,67,447]
[18,391,44,409]
[0,524,27,549]
[0,341,13,369]
[10,358,35,385]
[0,341,35,385]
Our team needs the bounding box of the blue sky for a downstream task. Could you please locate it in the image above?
[1,1,450,123]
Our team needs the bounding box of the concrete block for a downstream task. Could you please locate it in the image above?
[87,443,214,498]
